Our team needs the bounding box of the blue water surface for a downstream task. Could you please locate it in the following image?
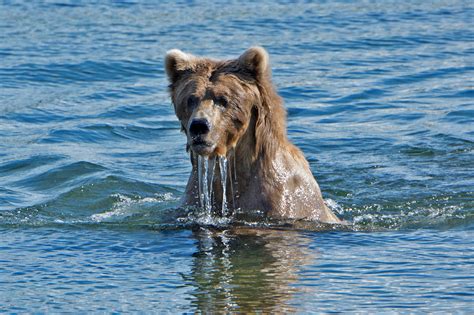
[1,0,473,313]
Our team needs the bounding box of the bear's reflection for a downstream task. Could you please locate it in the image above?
[187,227,316,313]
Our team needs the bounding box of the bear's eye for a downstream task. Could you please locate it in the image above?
[187,95,198,108]
[215,96,228,108]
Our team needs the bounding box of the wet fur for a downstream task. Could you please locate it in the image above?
[165,47,341,223]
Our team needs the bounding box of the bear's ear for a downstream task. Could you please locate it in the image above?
[165,49,197,83]
[238,46,270,80]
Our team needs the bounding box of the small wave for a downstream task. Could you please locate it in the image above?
[2,191,472,232]
[11,161,107,191]
[326,196,474,231]
[90,192,176,223]
[0,191,180,228]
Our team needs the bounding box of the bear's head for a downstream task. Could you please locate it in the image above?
[165,47,286,159]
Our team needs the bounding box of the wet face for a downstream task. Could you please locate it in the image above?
[173,67,257,157]
[166,47,270,158]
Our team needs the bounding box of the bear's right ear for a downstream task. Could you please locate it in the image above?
[238,46,270,81]
[165,49,197,83]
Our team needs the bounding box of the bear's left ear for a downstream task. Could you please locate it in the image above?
[165,49,197,83]
[238,46,270,81]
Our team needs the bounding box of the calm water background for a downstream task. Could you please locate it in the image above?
[1,0,473,313]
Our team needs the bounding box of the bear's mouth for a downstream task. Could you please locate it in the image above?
[190,138,215,156]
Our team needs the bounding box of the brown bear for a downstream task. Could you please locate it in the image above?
[165,47,341,224]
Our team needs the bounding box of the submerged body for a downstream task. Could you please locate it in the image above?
[165,47,340,223]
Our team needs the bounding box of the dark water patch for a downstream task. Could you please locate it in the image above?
[11,161,107,192]
[98,104,161,119]
[444,109,474,124]
[279,86,328,101]
[0,154,65,178]
[39,125,128,144]
[432,133,474,147]
[48,2,84,8]
[380,66,474,87]
[397,142,443,159]
[398,145,440,157]
[287,103,387,121]
[38,122,178,144]
[439,89,474,99]
[0,49,13,57]
[85,85,157,102]
[101,123,179,141]
[344,67,391,76]
[0,187,26,210]
[378,112,425,122]
[1,108,72,124]
[105,150,165,159]
[328,88,388,104]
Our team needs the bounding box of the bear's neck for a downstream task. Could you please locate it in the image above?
[231,104,288,191]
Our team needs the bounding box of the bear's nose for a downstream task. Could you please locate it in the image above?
[189,118,210,136]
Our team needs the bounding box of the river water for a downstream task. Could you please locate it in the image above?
[1,1,473,313]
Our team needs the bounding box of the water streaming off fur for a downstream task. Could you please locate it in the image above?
[196,155,229,221]
[0,1,473,313]
[219,156,228,216]
[197,155,211,216]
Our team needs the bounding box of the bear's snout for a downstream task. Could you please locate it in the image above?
[189,118,211,136]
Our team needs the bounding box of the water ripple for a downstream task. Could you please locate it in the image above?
[0,60,159,87]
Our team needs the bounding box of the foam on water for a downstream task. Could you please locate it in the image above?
[90,192,175,223]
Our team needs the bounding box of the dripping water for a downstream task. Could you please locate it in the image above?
[197,155,212,217]
[208,157,216,205]
[229,152,236,210]
[203,156,211,214]
[196,154,234,219]
[197,154,203,208]
[219,156,228,216]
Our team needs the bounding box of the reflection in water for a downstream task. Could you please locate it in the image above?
[187,228,316,313]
